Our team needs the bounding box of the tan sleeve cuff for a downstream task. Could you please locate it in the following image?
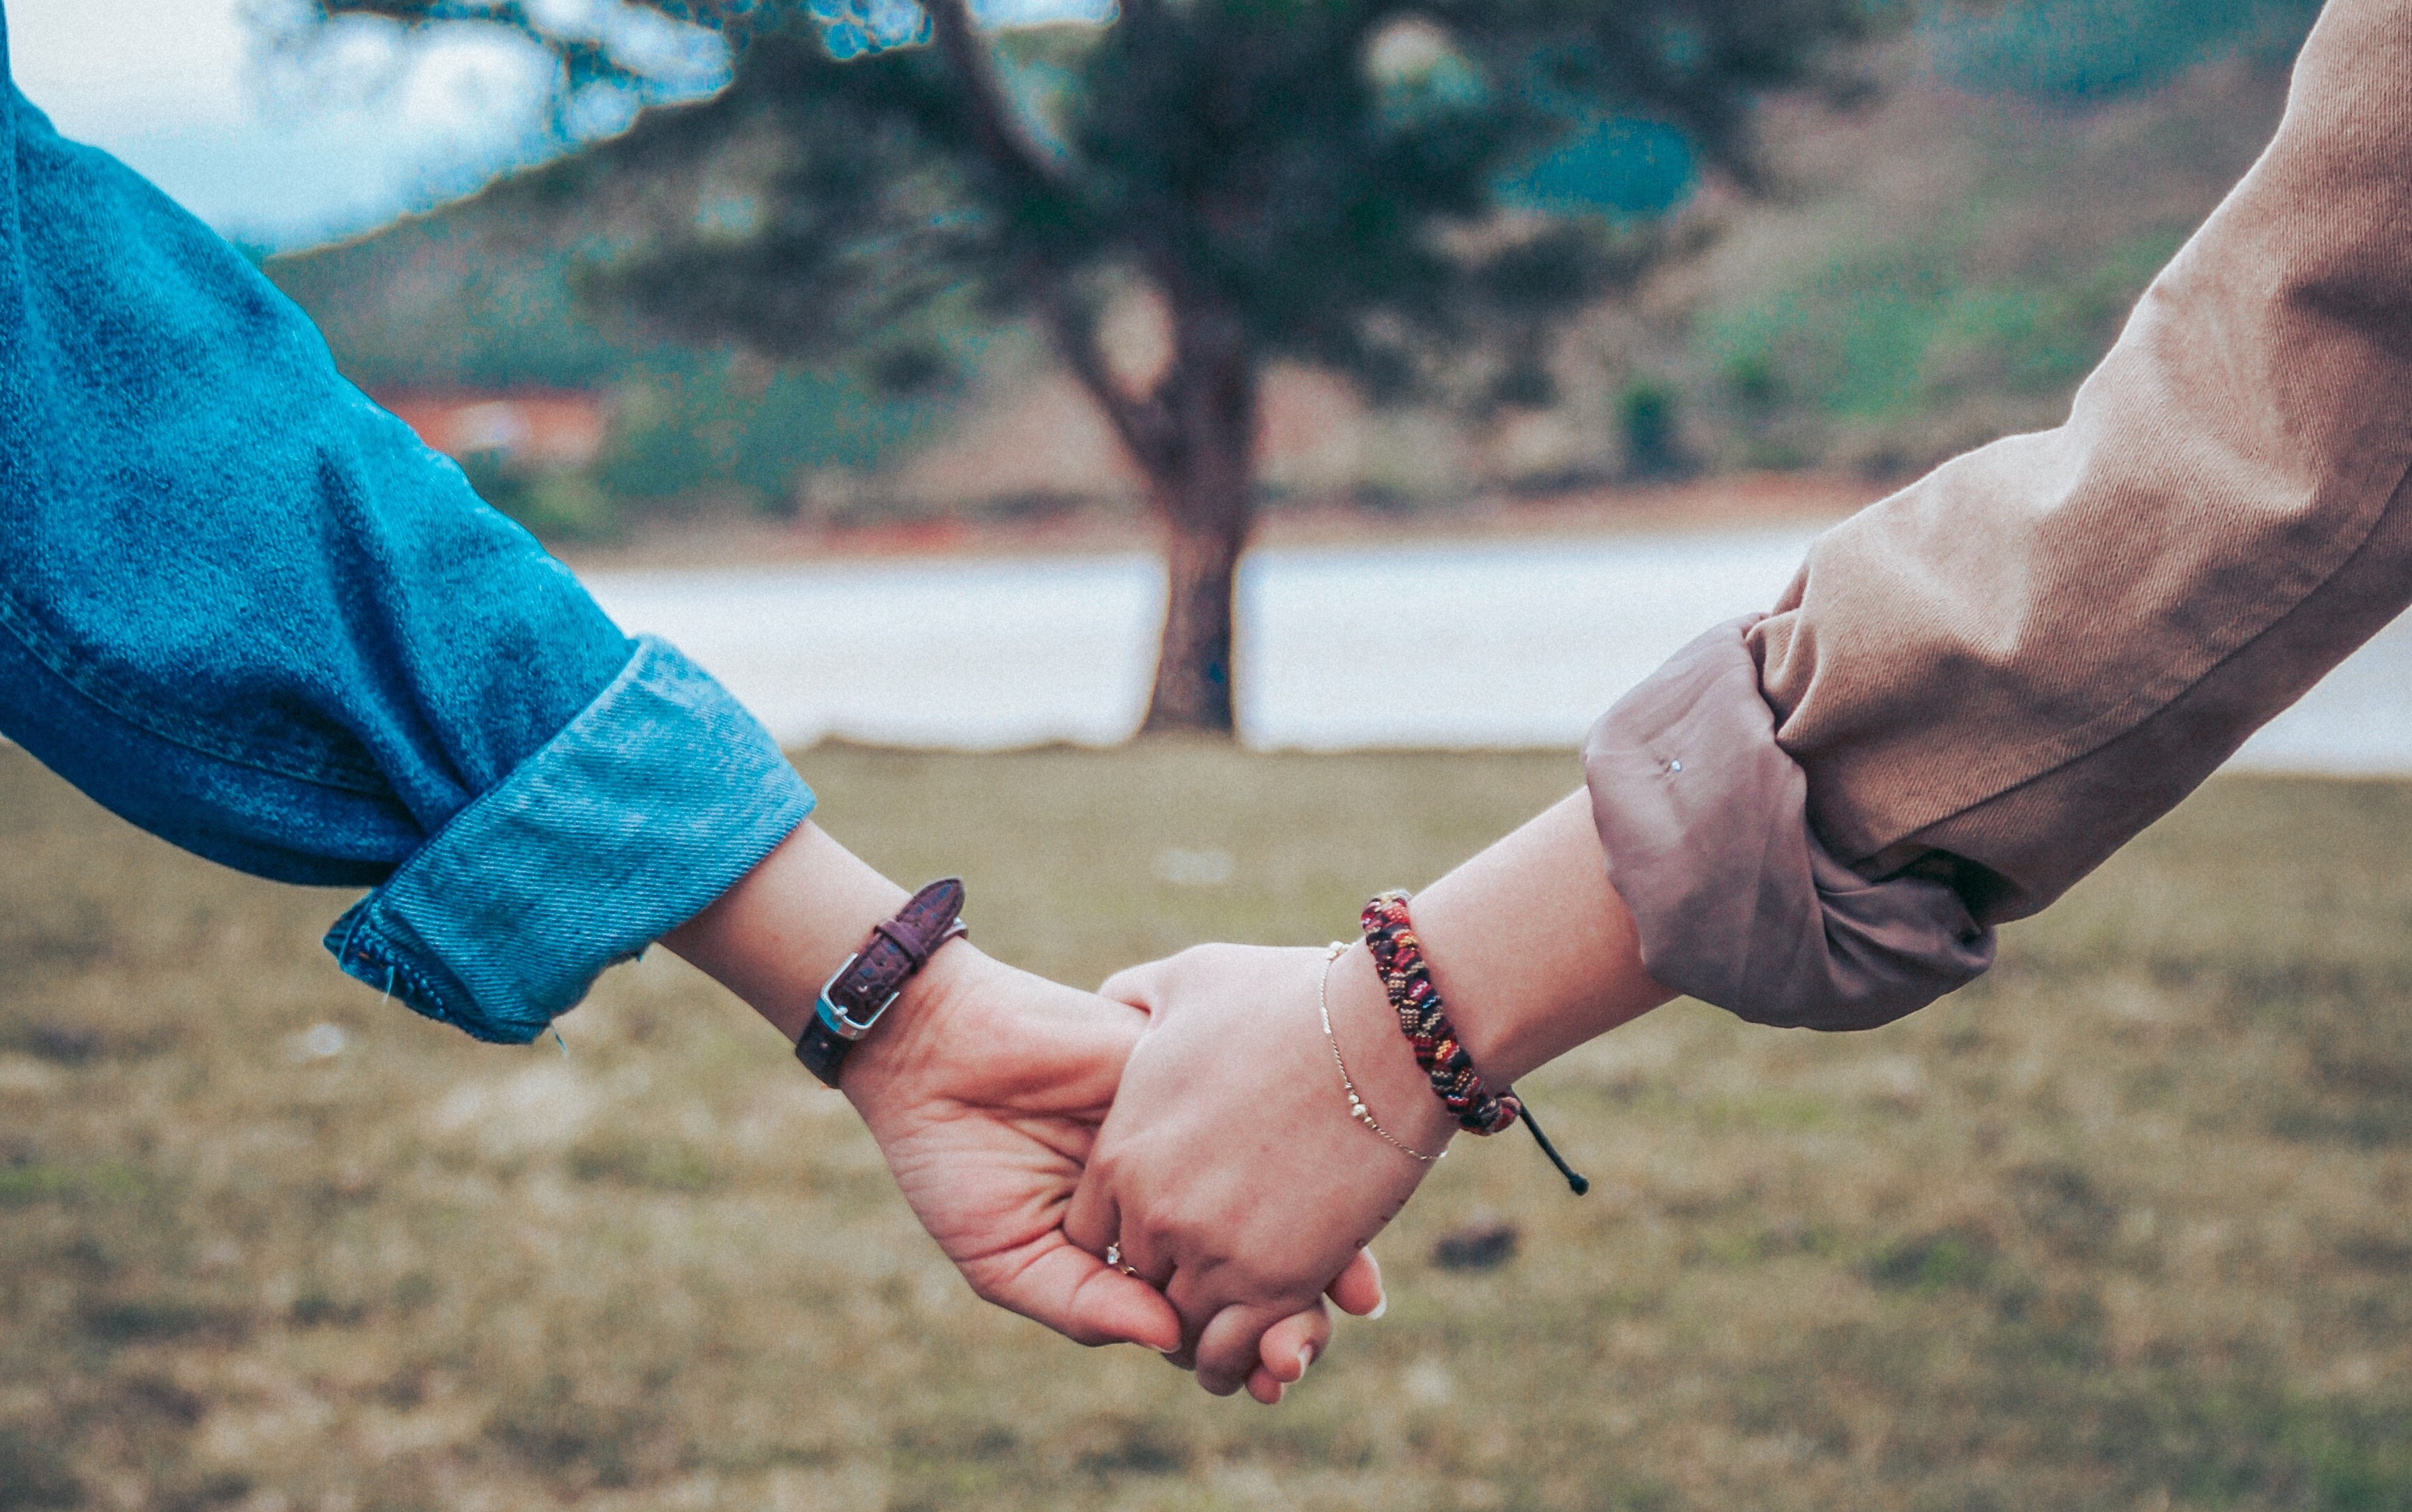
[1583,618,1995,1032]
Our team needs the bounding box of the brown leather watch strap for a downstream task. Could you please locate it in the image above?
[794,878,968,1089]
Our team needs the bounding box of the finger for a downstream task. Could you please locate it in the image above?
[980,1236,1183,1353]
[1326,1246,1385,1318]
[1062,1171,1120,1262]
[1193,1303,1288,1397]
[1160,1259,1240,1369]
[1061,1264,1184,1354]
[1257,1302,1332,1389]
[1246,1365,1286,1405]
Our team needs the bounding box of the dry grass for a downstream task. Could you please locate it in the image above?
[2,742,2407,1511]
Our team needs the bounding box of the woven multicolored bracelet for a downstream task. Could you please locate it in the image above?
[1360,890,1591,1192]
[1361,890,1522,1135]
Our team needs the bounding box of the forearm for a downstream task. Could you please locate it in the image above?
[1387,791,1674,1086]
[1747,0,2412,915]
[1573,0,2412,1039]
[2,78,816,1046]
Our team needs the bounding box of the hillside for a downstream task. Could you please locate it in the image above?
[265,0,2319,537]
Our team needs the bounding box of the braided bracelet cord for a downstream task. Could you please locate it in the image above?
[1361,890,1591,1194]
[1362,890,1521,1134]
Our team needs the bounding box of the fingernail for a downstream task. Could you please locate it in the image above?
[1368,1292,1388,1322]
[1297,1344,1316,1376]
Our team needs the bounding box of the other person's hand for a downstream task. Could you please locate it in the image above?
[1070,942,1447,1397]
[838,945,1187,1349]
[664,822,1384,1384]
[842,943,1379,1388]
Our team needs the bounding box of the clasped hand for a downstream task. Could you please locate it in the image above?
[690,795,1646,1404]
[666,823,1408,1404]
[844,937,1438,1404]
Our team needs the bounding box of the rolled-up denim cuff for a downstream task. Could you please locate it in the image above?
[1583,617,1995,1032]
[323,635,814,1044]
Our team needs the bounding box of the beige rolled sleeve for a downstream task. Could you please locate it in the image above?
[1588,0,2412,1030]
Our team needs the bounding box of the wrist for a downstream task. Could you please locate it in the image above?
[658,819,920,1051]
[1399,791,1674,1086]
[1327,942,1459,1157]
[837,934,985,1109]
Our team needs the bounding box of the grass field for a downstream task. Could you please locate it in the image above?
[2,742,2408,1512]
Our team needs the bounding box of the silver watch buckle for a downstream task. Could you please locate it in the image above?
[814,952,902,1042]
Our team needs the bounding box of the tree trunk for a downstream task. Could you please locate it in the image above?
[917,0,1258,731]
[1145,465,1251,733]
[1138,320,1257,735]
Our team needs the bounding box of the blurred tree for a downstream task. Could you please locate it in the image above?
[294,0,1896,733]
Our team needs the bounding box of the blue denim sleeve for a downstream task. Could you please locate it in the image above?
[0,57,813,1042]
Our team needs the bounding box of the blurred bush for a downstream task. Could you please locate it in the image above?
[595,359,946,516]
[271,214,954,540]
[1928,0,2321,99]
[1618,378,1690,479]
[1703,227,2186,471]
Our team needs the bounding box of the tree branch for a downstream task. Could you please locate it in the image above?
[315,1,536,41]
[923,0,1071,195]
[921,0,1176,471]
[1036,284,1181,477]
[305,0,648,98]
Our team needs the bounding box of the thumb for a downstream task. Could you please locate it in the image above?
[988,1236,1182,1352]
[1072,1268,1185,1354]
[1062,1167,1119,1262]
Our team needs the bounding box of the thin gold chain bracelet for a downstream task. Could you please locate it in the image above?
[1318,941,1445,1165]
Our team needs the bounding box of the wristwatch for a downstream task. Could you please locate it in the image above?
[794,878,969,1089]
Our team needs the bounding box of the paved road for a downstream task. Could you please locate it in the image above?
[584,530,2412,774]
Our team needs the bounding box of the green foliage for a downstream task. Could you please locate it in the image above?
[275,207,954,525]
[302,0,1897,401]
[1618,377,1688,477]
[269,218,634,391]
[1926,0,2323,100]
[452,454,613,541]
[1706,225,2184,433]
[595,358,948,508]
[269,0,2334,513]
[1503,115,1697,217]
[1863,1225,2001,1293]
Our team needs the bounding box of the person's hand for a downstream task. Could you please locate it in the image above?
[837,941,1377,1378]
[662,822,1388,1379]
[837,943,1188,1350]
[1070,941,1450,1398]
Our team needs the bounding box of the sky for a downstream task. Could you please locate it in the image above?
[4,0,586,248]
[3,0,1108,251]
